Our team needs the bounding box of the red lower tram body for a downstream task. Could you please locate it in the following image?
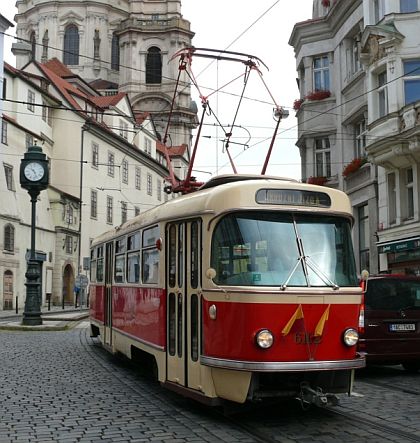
[90,284,365,406]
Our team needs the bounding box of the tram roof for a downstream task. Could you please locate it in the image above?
[91,174,353,246]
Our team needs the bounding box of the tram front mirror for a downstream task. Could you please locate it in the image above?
[206,267,217,281]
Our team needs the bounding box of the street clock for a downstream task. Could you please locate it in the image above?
[20,143,49,191]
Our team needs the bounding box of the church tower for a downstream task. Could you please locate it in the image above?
[13,0,196,146]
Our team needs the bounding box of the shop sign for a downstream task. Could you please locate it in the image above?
[379,239,420,254]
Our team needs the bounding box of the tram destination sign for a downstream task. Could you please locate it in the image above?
[256,189,331,208]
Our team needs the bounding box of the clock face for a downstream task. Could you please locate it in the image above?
[24,162,45,182]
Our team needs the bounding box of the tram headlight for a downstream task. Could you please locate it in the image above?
[343,328,359,347]
[255,329,274,349]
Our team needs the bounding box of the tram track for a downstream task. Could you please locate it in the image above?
[359,377,420,396]
[78,326,420,443]
[322,405,420,442]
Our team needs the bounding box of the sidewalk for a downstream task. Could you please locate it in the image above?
[0,305,89,331]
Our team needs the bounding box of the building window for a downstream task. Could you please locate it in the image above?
[3,164,15,191]
[1,120,7,145]
[157,179,162,201]
[119,120,128,139]
[135,167,141,189]
[355,118,367,158]
[30,31,36,61]
[92,143,99,168]
[63,25,79,65]
[26,133,33,148]
[134,206,140,216]
[146,46,162,84]
[147,173,152,195]
[65,205,74,225]
[144,137,152,155]
[3,270,13,310]
[121,201,127,224]
[313,55,330,91]
[111,34,120,71]
[388,172,397,225]
[107,152,115,176]
[377,70,388,118]
[404,167,414,220]
[351,37,361,75]
[27,90,35,112]
[106,196,113,224]
[374,0,385,23]
[42,30,49,62]
[122,159,128,184]
[4,224,14,252]
[65,235,73,254]
[93,29,100,60]
[403,60,420,105]
[315,138,331,177]
[91,189,97,219]
[358,205,370,272]
[400,0,418,12]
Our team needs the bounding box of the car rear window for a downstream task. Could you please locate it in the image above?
[366,278,420,310]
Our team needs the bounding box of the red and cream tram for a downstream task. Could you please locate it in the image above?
[89,175,365,406]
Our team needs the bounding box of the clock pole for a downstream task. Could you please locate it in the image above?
[19,143,49,326]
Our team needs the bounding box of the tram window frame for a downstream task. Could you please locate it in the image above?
[168,225,177,288]
[178,224,184,288]
[127,251,140,283]
[115,237,126,254]
[191,221,199,289]
[96,245,104,282]
[142,226,160,285]
[114,253,125,283]
[168,293,176,356]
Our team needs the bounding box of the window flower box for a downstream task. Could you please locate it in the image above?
[322,0,330,7]
[293,98,304,111]
[305,90,331,101]
[342,157,367,177]
[306,176,327,186]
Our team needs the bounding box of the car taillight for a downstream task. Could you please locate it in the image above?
[358,295,365,334]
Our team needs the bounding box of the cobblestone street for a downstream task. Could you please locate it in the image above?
[1,323,420,443]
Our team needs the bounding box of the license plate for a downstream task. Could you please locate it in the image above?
[389,323,416,332]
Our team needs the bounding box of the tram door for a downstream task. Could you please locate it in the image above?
[167,220,202,390]
[103,241,113,347]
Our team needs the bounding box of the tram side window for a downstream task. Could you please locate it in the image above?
[96,246,104,282]
[114,254,125,283]
[168,225,176,287]
[90,259,97,283]
[191,221,200,289]
[127,232,140,283]
[127,252,140,283]
[142,226,159,284]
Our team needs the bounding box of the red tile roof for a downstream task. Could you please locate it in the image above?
[90,92,126,108]
[43,58,75,77]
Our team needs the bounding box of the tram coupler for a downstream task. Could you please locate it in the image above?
[298,382,339,408]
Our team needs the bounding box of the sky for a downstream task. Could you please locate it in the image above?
[1,0,314,182]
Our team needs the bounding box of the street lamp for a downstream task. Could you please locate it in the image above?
[19,142,49,326]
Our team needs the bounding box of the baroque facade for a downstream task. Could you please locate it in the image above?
[12,0,196,147]
[290,0,420,276]
[0,0,194,310]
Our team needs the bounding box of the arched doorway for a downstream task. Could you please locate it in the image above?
[3,270,13,310]
[62,264,74,304]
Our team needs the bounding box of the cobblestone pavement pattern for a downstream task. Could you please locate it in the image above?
[1,324,420,443]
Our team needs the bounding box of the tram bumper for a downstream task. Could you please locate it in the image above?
[202,354,365,404]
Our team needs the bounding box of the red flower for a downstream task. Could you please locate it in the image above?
[322,0,330,7]
[307,176,327,186]
[305,90,331,101]
[293,98,304,111]
[342,157,367,177]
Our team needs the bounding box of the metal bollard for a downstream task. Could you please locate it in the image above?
[15,296,18,314]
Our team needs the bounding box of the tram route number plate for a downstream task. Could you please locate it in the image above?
[389,323,416,332]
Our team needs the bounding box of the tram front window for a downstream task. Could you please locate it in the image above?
[211,212,358,287]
